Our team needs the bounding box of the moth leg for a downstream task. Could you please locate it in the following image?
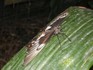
[59,28,71,42]
[55,34,62,47]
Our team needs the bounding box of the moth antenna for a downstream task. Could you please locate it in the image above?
[56,34,62,47]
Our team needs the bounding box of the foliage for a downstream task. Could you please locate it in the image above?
[2,7,93,70]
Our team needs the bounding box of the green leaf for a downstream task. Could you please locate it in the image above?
[2,7,93,70]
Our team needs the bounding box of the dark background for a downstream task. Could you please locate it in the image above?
[0,0,93,69]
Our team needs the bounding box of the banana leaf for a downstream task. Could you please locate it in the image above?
[2,6,93,70]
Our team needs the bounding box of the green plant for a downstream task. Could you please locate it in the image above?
[2,7,93,70]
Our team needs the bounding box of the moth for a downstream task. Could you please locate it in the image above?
[23,12,69,66]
